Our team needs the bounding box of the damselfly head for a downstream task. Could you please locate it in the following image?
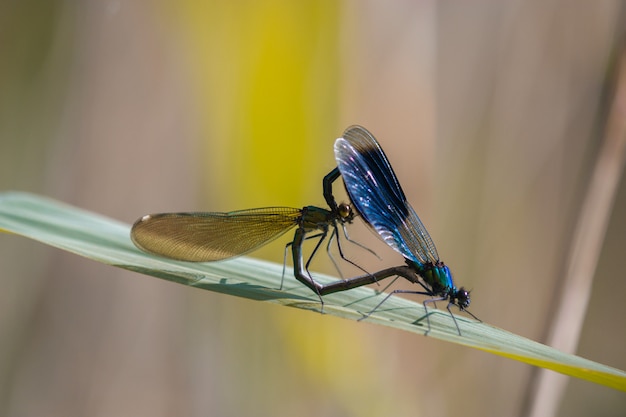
[337,202,355,223]
[454,287,471,310]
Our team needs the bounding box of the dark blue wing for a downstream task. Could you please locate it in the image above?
[334,125,440,266]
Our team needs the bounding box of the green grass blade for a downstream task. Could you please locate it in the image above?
[1,191,624,391]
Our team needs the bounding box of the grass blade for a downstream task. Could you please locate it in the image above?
[1,191,624,391]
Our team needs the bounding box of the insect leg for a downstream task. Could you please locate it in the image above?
[340,223,380,260]
[326,220,373,278]
[359,288,434,322]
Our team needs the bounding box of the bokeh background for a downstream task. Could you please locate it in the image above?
[1,1,625,416]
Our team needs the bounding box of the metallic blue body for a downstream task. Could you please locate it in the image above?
[334,125,460,300]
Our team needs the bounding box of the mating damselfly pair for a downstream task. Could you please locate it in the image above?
[131,126,479,335]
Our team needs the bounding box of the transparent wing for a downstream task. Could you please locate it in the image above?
[334,125,439,266]
[131,207,302,261]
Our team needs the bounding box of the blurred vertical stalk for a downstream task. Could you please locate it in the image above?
[524,43,626,417]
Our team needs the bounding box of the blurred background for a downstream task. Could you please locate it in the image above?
[1,1,625,416]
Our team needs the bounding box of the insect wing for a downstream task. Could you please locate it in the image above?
[335,125,439,266]
[131,207,302,261]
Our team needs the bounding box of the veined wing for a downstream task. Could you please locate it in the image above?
[334,125,439,266]
[131,207,302,261]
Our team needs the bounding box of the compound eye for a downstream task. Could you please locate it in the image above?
[337,202,352,219]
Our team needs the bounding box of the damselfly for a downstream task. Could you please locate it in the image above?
[131,174,377,301]
[325,125,480,335]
